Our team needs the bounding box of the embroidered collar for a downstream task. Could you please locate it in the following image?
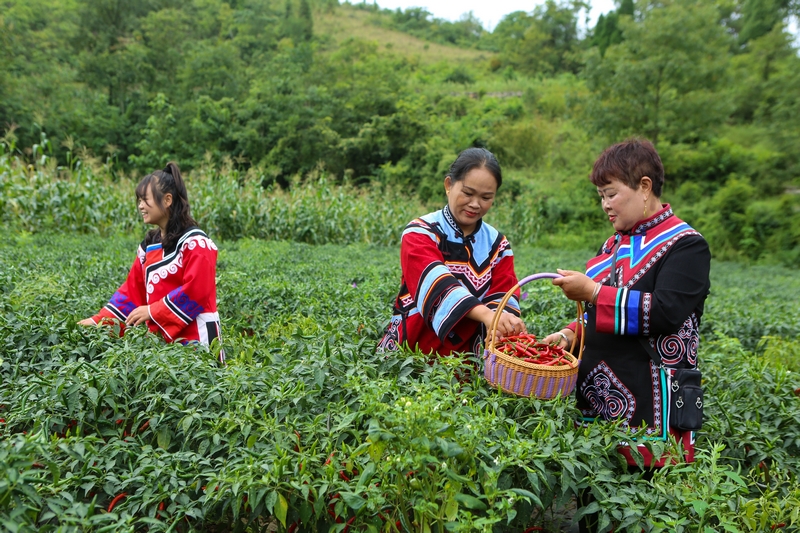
[631,204,672,235]
[603,204,673,252]
[442,204,482,242]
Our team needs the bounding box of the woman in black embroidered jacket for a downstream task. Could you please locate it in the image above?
[543,139,711,532]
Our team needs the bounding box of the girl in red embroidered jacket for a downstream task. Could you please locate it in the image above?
[78,162,223,363]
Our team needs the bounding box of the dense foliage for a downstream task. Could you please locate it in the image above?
[2,0,800,263]
[3,1,800,529]
[1,234,798,532]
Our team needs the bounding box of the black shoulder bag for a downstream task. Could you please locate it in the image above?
[639,338,704,431]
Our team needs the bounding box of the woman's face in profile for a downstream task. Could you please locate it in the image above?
[596,177,644,233]
[445,167,497,235]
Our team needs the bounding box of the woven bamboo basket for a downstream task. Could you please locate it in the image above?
[483,272,584,399]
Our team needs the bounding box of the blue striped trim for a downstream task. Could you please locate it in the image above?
[402,226,438,243]
[431,287,473,336]
[629,223,694,267]
[417,264,451,309]
[659,368,669,440]
[498,247,514,259]
[146,243,163,252]
[585,223,696,279]
[586,247,624,279]
[624,290,641,335]
[484,295,520,313]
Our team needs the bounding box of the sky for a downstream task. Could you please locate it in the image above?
[366,0,619,31]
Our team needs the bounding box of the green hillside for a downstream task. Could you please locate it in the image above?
[1,0,799,262]
[315,4,495,64]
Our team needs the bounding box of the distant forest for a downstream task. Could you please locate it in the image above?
[1,0,799,262]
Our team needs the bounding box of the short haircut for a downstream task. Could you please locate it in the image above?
[590,139,664,197]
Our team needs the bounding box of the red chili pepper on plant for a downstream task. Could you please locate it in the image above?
[107,493,127,512]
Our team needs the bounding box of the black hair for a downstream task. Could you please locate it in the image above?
[447,147,503,188]
[590,138,665,197]
[135,161,199,252]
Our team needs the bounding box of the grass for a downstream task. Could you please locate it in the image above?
[314,4,495,65]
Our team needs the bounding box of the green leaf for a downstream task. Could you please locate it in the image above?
[264,491,277,514]
[356,462,376,490]
[454,493,486,510]
[572,502,600,521]
[510,488,541,507]
[341,491,367,511]
[335,412,358,432]
[275,493,288,527]
[314,367,325,388]
[444,498,458,521]
[724,471,747,487]
[86,387,98,405]
[691,500,709,516]
[157,427,172,450]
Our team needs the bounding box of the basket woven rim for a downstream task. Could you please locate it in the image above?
[487,347,580,372]
[485,271,585,364]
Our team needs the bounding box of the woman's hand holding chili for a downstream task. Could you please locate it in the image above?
[494,311,527,338]
[468,305,526,342]
[542,329,573,349]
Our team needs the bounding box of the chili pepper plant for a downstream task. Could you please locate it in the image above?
[0,235,798,532]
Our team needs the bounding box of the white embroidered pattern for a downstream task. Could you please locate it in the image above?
[656,314,700,367]
[580,362,636,426]
[146,235,217,294]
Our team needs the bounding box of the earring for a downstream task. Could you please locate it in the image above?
[643,197,648,218]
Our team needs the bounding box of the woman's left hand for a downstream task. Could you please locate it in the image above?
[553,269,596,302]
[125,305,151,327]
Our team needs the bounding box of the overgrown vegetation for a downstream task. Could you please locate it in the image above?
[0,235,798,532]
[3,1,800,530]
[2,0,800,262]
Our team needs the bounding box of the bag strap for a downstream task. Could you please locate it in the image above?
[638,336,663,368]
[607,236,663,369]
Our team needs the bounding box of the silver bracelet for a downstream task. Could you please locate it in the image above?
[557,331,569,345]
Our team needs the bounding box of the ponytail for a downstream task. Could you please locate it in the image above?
[136,161,199,252]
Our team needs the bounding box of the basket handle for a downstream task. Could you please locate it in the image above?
[486,272,584,362]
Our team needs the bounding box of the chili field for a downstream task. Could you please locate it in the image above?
[1,233,799,532]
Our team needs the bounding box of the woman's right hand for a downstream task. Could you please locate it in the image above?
[542,329,573,349]
[469,305,526,342]
[77,318,96,326]
[492,311,527,338]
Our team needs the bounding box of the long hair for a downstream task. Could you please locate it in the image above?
[135,162,198,253]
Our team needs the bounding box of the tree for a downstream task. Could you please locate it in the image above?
[74,0,152,112]
[494,0,589,75]
[583,0,733,145]
[590,0,633,56]
[738,0,792,44]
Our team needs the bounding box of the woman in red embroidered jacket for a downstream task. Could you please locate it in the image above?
[378,148,526,356]
[78,162,223,363]
[543,139,711,533]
